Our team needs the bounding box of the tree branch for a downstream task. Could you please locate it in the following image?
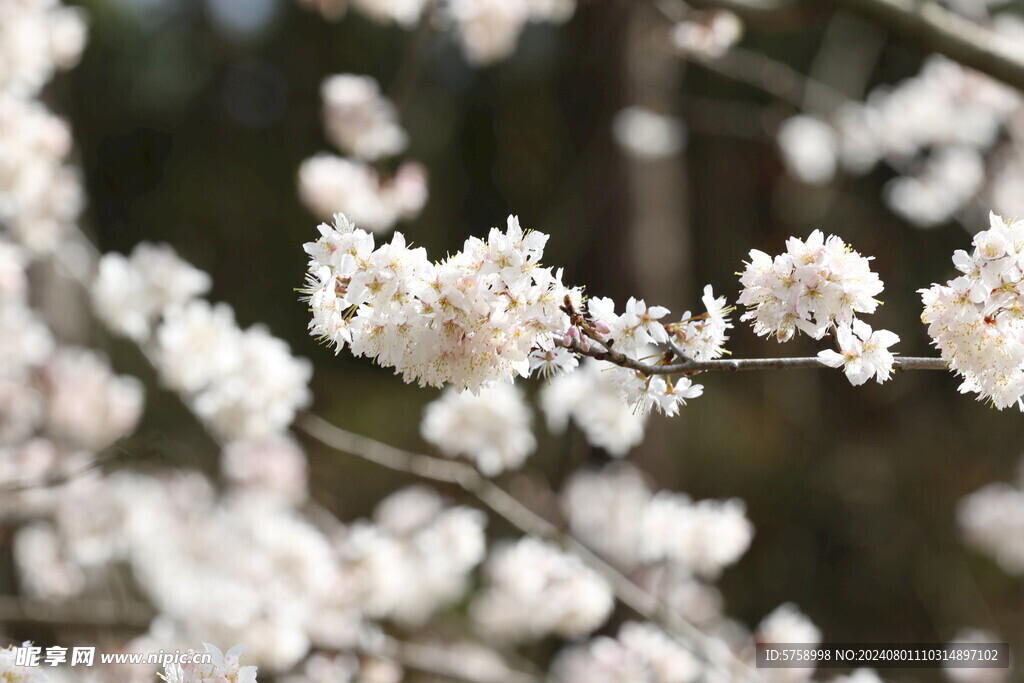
[297,414,760,681]
[570,337,948,375]
[683,0,1024,93]
[829,0,1024,92]
[0,595,154,629]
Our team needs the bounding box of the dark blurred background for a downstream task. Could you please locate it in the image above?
[57,0,1024,674]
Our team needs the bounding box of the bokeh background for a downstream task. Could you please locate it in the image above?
[21,0,1024,677]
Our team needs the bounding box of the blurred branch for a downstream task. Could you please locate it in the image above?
[682,0,1024,92]
[696,46,849,110]
[297,414,759,681]
[0,595,154,629]
[829,0,1024,92]
[0,445,130,493]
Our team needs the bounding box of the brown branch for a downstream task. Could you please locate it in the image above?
[681,0,1024,93]
[570,337,948,375]
[0,595,154,629]
[297,414,760,681]
[361,635,541,683]
[828,0,1024,92]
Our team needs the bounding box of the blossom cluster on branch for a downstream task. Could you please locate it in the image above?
[921,212,1024,409]
[738,230,900,386]
[303,212,910,424]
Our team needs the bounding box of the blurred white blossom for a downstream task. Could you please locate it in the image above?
[959,479,1024,574]
[321,74,407,161]
[471,537,613,641]
[671,10,742,59]
[613,106,686,161]
[421,383,536,475]
[298,155,427,233]
[943,629,1008,683]
[552,621,702,683]
[541,358,648,456]
[93,242,212,342]
[0,0,86,97]
[640,492,754,578]
[777,115,839,186]
[41,346,144,450]
[222,435,309,507]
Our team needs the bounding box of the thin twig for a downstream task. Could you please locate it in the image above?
[830,0,1024,93]
[682,0,1024,93]
[569,337,948,375]
[699,46,850,111]
[297,414,760,681]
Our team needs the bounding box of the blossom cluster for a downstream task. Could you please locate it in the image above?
[920,212,1024,409]
[321,74,407,161]
[612,106,687,161]
[304,212,741,415]
[738,230,899,386]
[297,72,427,234]
[297,0,576,66]
[541,358,649,456]
[162,643,258,683]
[0,643,48,683]
[303,213,578,391]
[562,464,754,577]
[470,536,614,641]
[421,383,535,475]
[337,485,487,626]
[958,458,1024,573]
[776,41,1022,227]
[19,469,487,675]
[670,9,743,60]
[298,154,427,234]
[446,0,576,66]
[1,238,143,527]
[551,621,702,683]
[578,287,729,415]
[0,0,87,254]
[93,243,312,440]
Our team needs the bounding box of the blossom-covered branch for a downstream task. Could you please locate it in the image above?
[297,413,760,680]
[301,215,938,418]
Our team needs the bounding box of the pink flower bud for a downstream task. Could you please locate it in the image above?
[594,320,611,335]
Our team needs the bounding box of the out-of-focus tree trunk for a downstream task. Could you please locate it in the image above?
[625,4,692,312]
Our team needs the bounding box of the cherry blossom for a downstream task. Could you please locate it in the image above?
[420,383,536,475]
[817,320,900,386]
[920,212,1024,409]
[738,230,885,343]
